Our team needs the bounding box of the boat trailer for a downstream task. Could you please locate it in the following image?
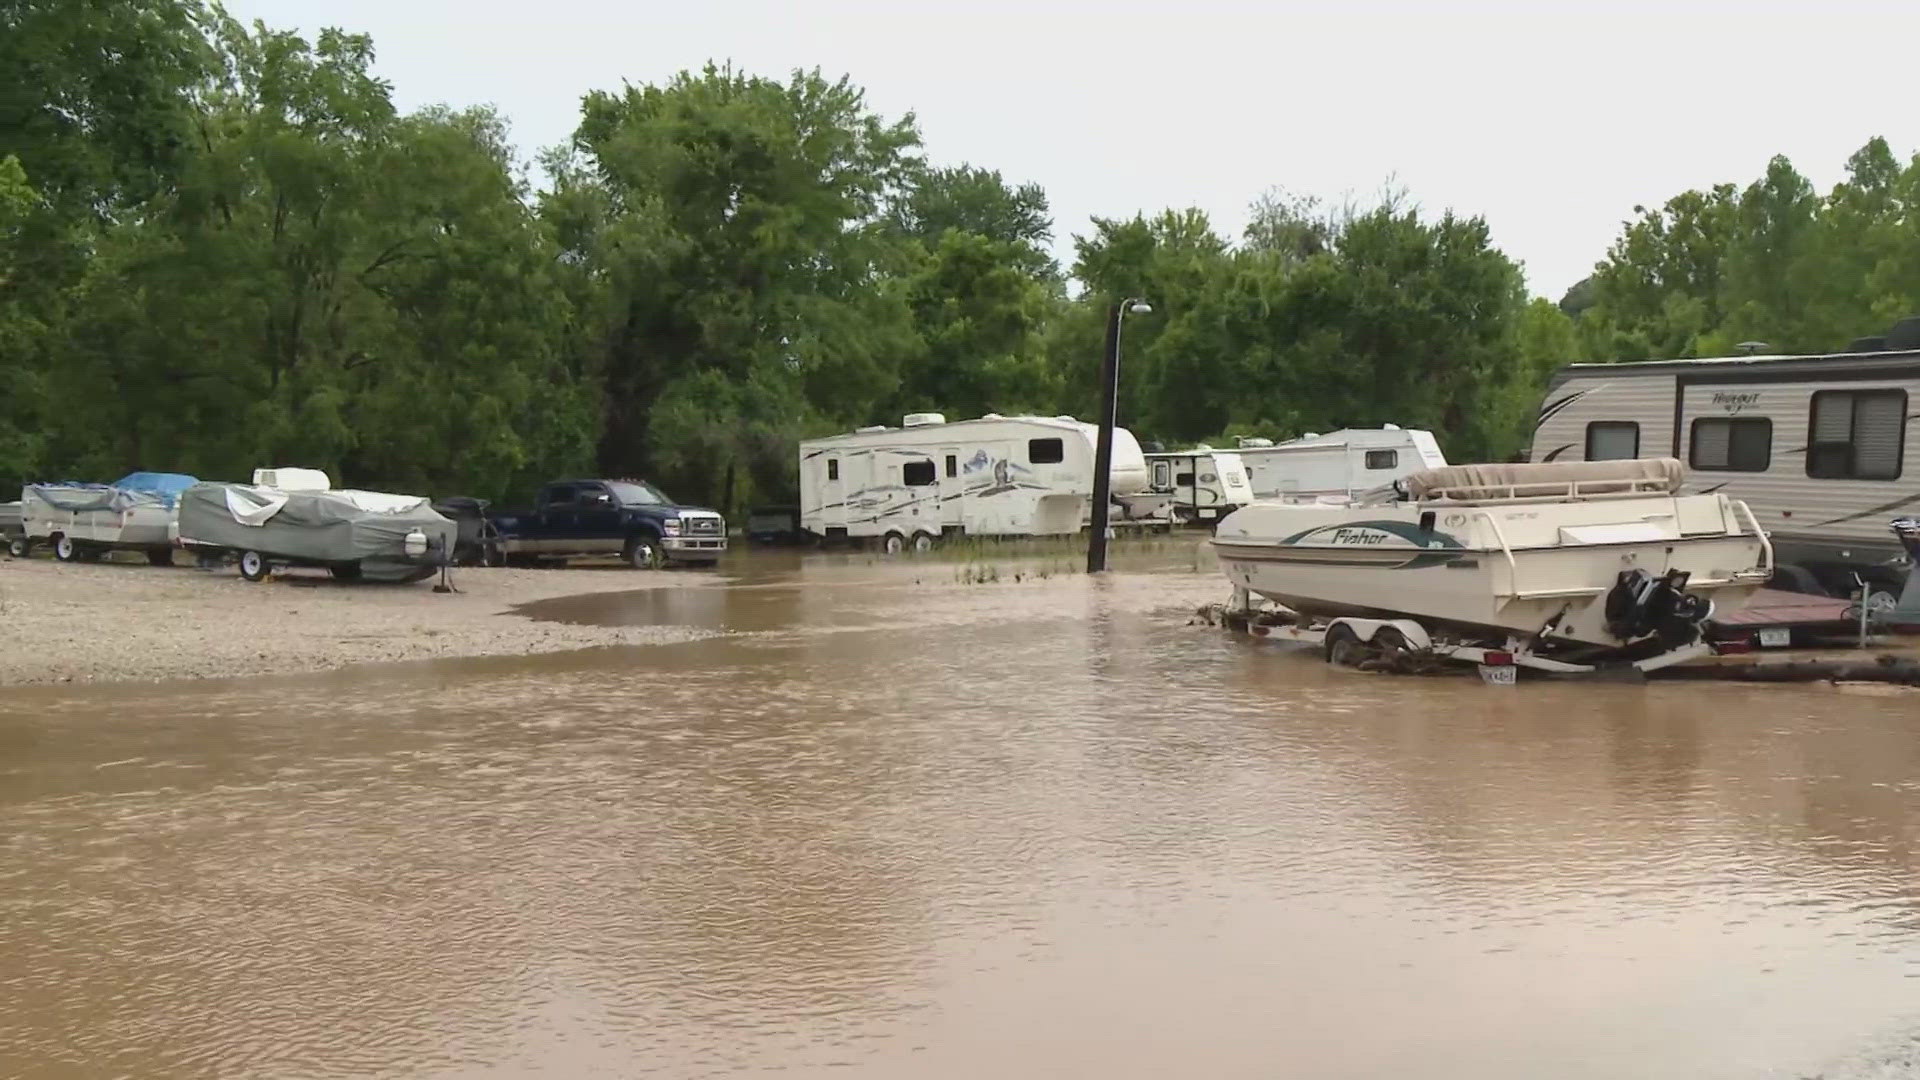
[1203,586,1714,684]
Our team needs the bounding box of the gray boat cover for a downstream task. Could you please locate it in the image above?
[177,483,456,583]
[1401,457,1686,501]
[24,472,200,514]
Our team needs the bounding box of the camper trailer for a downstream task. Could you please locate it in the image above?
[799,413,1150,551]
[1233,427,1447,502]
[1529,347,1920,593]
[1144,449,1253,524]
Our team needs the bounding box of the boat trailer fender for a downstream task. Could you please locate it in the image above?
[1327,617,1435,652]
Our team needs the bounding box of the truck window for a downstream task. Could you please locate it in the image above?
[1028,438,1064,464]
[574,483,611,505]
[543,484,576,507]
[1365,449,1399,470]
[1808,389,1905,480]
[1690,417,1772,472]
[1584,421,1640,461]
[903,461,936,486]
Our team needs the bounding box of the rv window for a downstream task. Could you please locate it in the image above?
[1364,449,1399,470]
[1028,437,1065,464]
[945,455,957,478]
[902,460,936,486]
[1175,472,1195,486]
[1690,418,1772,472]
[827,459,838,481]
[1585,421,1640,461]
[1807,389,1905,480]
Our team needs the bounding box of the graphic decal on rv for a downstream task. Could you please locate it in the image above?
[1535,390,1591,430]
[1541,444,1574,462]
[1811,491,1920,528]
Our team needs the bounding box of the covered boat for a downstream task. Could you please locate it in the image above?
[20,472,199,564]
[1213,458,1772,663]
[177,471,456,583]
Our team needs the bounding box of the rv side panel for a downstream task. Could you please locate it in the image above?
[1529,372,1678,465]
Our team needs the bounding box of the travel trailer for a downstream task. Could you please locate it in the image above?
[1528,347,1920,593]
[1233,427,1447,502]
[1144,449,1253,524]
[798,413,1151,551]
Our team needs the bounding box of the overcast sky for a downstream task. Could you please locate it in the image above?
[223,0,1918,300]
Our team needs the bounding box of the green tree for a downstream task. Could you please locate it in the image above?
[552,64,925,511]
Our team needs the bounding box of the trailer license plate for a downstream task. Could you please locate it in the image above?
[1478,664,1517,686]
[1758,628,1790,648]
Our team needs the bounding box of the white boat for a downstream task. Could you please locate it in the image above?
[1212,458,1772,663]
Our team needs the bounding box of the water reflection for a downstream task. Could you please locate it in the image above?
[3,549,1919,1078]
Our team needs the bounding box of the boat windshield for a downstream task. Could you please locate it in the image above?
[608,480,672,506]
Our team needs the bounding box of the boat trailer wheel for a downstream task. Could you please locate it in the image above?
[1324,623,1367,667]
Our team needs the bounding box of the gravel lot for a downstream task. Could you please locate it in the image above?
[0,555,721,686]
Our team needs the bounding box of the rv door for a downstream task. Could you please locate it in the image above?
[939,446,963,532]
[1151,460,1172,491]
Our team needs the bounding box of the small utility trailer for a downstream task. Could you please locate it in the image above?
[1213,586,1715,683]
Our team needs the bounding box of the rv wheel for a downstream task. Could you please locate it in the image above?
[238,550,270,582]
[910,531,936,553]
[146,548,175,567]
[54,535,78,562]
[7,536,27,558]
[881,532,906,556]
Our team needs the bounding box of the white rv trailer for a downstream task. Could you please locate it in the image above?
[1528,348,1920,592]
[798,412,1150,551]
[1143,449,1253,524]
[1233,427,1447,502]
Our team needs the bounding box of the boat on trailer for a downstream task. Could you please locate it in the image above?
[1211,458,1773,676]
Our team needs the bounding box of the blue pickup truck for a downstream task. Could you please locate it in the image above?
[487,479,727,569]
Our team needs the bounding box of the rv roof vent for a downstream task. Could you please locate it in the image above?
[1237,437,1274,449]
[902,412,946,427]
[1193,443,1214,451]
[1302,432,1320,439]
[1884,316,1920,352]
[855,425,889,434]
[980,412,1003,420]
[1383,423,1401,430]
[1848,336,1889,353]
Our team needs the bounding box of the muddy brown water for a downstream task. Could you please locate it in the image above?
[4,546,1920,1078]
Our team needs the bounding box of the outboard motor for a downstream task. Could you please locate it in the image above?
[1604,568,1711,646]
[1882,518,1920,626]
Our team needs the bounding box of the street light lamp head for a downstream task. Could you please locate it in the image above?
[1127,300,1153,315]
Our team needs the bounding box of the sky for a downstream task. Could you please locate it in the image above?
[223,0,1920,301]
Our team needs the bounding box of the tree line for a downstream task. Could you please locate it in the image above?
[6,1,1917,515]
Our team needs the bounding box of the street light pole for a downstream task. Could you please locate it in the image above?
[1087,297,1150,573]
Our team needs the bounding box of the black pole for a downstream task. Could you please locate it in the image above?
[1087,302,1122,573]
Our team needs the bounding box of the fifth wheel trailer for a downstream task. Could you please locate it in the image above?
[1528,347,1920,593]
[798,413,1152,551]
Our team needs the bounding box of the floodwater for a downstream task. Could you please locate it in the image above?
[4,545,1920,1079]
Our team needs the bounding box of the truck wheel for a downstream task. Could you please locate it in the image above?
[54,535,79,562]
[146,548,175,567]
[910,531,935,553]
[625,536,661,570]
[7,536,26,558]
[881,532,906,556]
[239,550,270,582]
